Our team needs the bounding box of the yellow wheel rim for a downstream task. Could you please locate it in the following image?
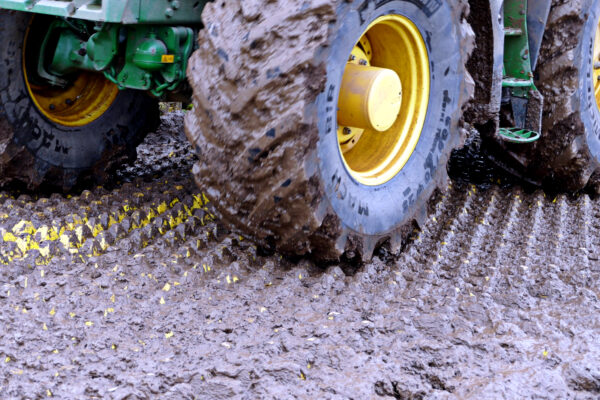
[337,15,430,186]
[23,21,119,128]
[594,17,600,113]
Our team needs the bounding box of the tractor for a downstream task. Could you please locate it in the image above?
[0,0,597,261]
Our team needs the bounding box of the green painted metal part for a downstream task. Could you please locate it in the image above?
[0,0,208,24]
[103,25,195,96]
[500,0,541,143]
[37,20,194,96]
[498,127,541,143]
[503,0,537,98]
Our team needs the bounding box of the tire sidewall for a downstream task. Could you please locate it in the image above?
[0,11,151,171]
[316,0,464,236]
[581,0,600,163]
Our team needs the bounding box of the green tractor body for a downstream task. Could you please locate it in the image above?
[0,0,208,95]
[0,0,207,23]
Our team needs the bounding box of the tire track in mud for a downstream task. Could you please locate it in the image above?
[0,114,216,269]
[1,114,600,398]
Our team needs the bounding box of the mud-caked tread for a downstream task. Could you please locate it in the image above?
[0,10,159,191]
[186,0,474,261]
[532,0,600,191]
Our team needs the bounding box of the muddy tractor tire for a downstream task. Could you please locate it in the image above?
[186,0,474,261]
[531,0,600,191]
[0,11,159,191]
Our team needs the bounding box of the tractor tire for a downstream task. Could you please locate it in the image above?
[531,0,600,191]
[0,11,159,191]
[185,0,474,261]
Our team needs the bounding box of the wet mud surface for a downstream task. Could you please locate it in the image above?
[1,114,600,399]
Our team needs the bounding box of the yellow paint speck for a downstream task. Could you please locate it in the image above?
[5,356,10,363]
[43,323,48,331]
[162,283,171,292]
[159,296,166,305]
[85,321,93,327]
[543,350,548,357]
[165,331,174,339]
[49,307,56,316]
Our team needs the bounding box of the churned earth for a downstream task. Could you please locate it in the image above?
[1,113,599,399]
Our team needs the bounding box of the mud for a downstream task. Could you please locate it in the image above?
[1,113,600,399]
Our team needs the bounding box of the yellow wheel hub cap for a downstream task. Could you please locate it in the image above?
[23,22,119,128]
[593,17,600,113]
[337,15,430,186]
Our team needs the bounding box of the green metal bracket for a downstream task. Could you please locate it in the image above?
[46,22,119,78]
[37,20,194,97]
[498,127,541,143]
[500,0,542,142]
[503,0,537,98]
[104,26,194,96]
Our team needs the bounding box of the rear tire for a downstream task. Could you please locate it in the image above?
[532,0,600,191]
[186,0,473,261]
[0,11,159,191]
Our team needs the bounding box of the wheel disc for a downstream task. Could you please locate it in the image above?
[593,16,600,113]
[337,14,430,186]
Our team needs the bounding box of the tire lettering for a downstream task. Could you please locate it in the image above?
[41,131,54,149]
[54,140,69,155]
[326,84,336,135]
[358,0,442,24]
[330,169,370,217]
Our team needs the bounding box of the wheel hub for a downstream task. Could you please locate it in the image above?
[338,63,403,132]
[336,15,430,186]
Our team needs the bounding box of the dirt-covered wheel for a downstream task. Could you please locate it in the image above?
[0,10,159,191]
[531,0,600,191]
[186,0,473,261]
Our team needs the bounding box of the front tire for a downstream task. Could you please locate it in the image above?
[186,0,473,261]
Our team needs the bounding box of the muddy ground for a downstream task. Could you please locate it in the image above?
[0,113,599,399]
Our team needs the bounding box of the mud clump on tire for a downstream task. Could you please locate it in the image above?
[186,0,336,258]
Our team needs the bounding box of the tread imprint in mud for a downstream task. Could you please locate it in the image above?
[1,120,600,398]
